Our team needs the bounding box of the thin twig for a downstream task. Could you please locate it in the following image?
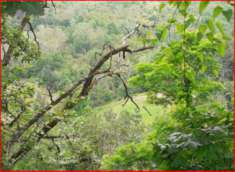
[46,86,54,103]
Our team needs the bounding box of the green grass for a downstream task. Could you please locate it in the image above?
[94,93,166,126]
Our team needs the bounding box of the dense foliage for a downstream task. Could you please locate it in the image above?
[2,1,234,170]
[101,2,234,170]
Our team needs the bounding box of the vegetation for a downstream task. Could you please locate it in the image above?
[2,1,234,170]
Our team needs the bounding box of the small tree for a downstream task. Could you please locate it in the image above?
[101,2,233,170]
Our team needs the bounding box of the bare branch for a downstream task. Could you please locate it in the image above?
[143,106,153,116]
[46,86,54,103]
[7,78,85,149]
[114,73,140,110]
[131,46,154,53]
[3,47,12,66]
[122,24,141,44]
[43,1,49,8]
[7,43,156,165]
[121,22,157,45]
[79,45,130,97]
[51,0,56,12]
[26,20,40,49]
[51,138,60,154]
[94,70,140,110]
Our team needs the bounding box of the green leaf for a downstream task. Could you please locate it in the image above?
[200,65,207,73]
[185,15,196,28]
[179,2,190,16]
[176,23,184,33]
[146,30,155,40]
[207,19,215,33]
[199,1,210,14]
[197,32,203,41]
[156,30,162,41]
[186,70,195,82]
[156,26,169,41]
[222,9,233,22]
[199,24,207,33]
[159,4,166,12]
[161,28,168,41]
[150,38,158,45]
[213,6,223,18]
[168,18,176,24]
[206,32,214,41]
[217,41,226,56]
[216,21,225,37]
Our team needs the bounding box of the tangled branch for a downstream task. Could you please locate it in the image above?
[7,45,156,164]
[114,73,140,110]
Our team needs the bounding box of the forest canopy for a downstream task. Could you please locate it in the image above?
[1,1,234,170]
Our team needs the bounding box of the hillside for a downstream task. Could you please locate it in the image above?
[3,1,233,170]
[94,93,166,126]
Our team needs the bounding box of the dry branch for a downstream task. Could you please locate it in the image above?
[7,44,156,165]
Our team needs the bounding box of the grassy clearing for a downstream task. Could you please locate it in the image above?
[93,93,167,126]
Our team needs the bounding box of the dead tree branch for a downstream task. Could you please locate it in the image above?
[51,138,61,155]
[121,23,157,45]
[94,71,140,110]
[131,46,154,53]
[7,78,86,148]
[143,106,153,116]
[51,0,56,11]
[122,24,141,44]
[46,86,54,103]
[26,20,40,49]
[113,73,140,110]
[7,44,156,165]
[79,45,131,97]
